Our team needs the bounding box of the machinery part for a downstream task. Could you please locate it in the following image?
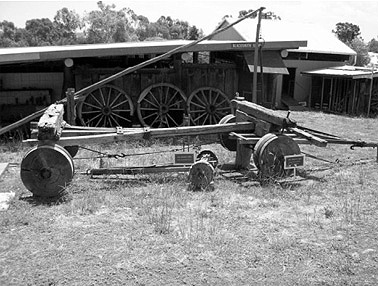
[218,114,237,151]
[64,145,79,158]
[137,83,186,128]
[77,84,134,127]
[253,133,301,178]
[187,87,233,125]
[196,150,218,168]
[188,160,215,192]
[20,144,74,198]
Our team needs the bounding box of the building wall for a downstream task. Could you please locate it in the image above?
[283,59,345,104]
[0,72,63,103]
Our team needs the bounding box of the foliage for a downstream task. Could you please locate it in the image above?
[333,22,361,44]
[368,38,378,53]
[348,38,370,66]
[54,8,83,45]
[237,9,281,20]
[0,21,28,47]
[332,22,373,66]
[0,1,201,47]
[84,1,138,43]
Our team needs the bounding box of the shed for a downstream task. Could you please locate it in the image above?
[302,65,378,115]
[210,18,356,109]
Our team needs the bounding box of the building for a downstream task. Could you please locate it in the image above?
[210,18,357,110]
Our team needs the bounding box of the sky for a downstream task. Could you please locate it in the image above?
[0,0,377,41]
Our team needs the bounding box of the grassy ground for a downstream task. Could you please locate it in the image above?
[1,110,378,285]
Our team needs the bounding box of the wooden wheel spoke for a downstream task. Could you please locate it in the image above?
[200,90,210,105]
[142,98,159,108]
[164,87,171,104]
[112,109,131,113]
[111,99,130,109]
[216,106,232,111]
[109,92,122,107]
[166,113,179,127]
[203,114,210,125]
[217,99,229,107]
[189,109,206,113]
[193,93,208,107]
[83,101,102,110]
[212,91,221,104]
[148,91,161,106]
[94,116,105,127]
[213,113,222,122]
[86,112,103,125]
[88,93,104,108]
[142,112,159,121]
[82,110,102,114]
[140,107,158,111]
[190,100,206,110]
[109,114,120,126]
[193,112,207,123]
[149,114,160,127]
[106,88,112,106]
[99,88,106,105]
[166,91,179,106]
[112,112,131,123]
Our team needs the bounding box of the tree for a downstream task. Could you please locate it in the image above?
[188,25,200,40]
[25,18,60,46]
[349,38,370,66]
[368,38,378,53]
[332,22,361,44]
[0,21,28,47]
[54,8,83,44]
[84,1,138,43]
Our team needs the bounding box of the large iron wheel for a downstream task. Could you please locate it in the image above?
[187,87,233,125]
[137,83,186,128]
[77,85,134,127]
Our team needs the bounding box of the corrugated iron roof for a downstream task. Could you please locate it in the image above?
[0,39,305,65]
[302,65,378,79]
[212,18,356,56]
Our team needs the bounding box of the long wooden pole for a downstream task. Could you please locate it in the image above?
[252,8,265,103]
[367,65,375,116]
[0,7,265,136]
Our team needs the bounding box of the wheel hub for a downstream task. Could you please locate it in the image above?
[102,106,112,116]
[206,105,217,115]
[160,104,169,114]
[40,168,52,179]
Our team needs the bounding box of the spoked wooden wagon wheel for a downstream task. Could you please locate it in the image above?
[77,84,134,127]
[137,83,186,128]
[218,114,237,151]
[253,133,301,179]
[20,144,74,198]
[187,87,233,125]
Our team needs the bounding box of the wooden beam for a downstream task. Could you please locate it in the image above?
[234,100,296,128]
[66,88,76,125]
[37,104,65,141]
[288,127,327,147]
[23,122,255,146]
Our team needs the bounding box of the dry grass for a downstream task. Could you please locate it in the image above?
[1,110,378,285]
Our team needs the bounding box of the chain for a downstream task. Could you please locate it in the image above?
[73,138,220,160]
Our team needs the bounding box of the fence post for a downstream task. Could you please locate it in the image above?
[66,88,76,125]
